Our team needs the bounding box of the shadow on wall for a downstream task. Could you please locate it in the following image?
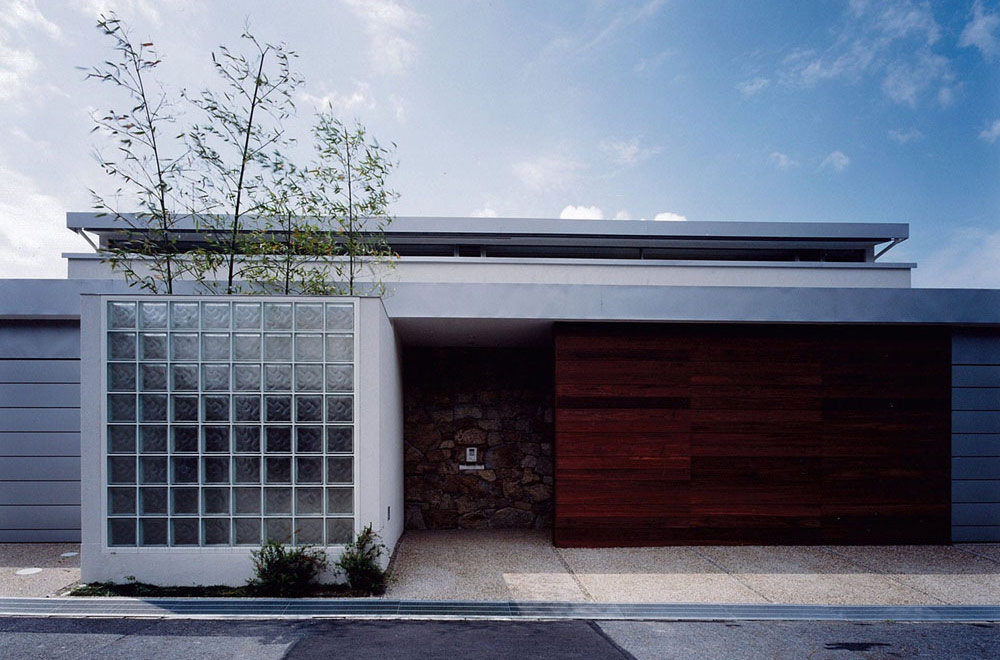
[403,348,553,530]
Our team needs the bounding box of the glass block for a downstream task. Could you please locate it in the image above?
[296,395,323,422]
[171,456,199,483]
[325,334,353,362]
[202,364,230,391]
[109,394,136,422]
[108,301,136,329]
[109,332,136,360]
[326,518,354,545]
[203,395,230,422]
[233,333,262,361]
[171,333,199,360]
[108,456,136,484]
[264,334,292,361]
[172,427,199,453]
[140,426,167,453]
[265,518,292,544]
[296,427,323,453]
[264,302,293,329]
[235,518,261,545]
[140,487,167,514]
[234,364,261,391]
[265,396,292,422]
[327,427,353,453]
[109,487,136,514]
[201,302,231,329]
[202,333,231,361]
[234,426,261,453]
[264,364,292,391]
[295,303,324,330]
[109,363,136,391]
[172,364,199,391]
[204,518,231,545]
[326,457,353,484]
[139,302,167,329]
[265,457,292,483]
[234,456,261,483]
[140,333,167,360]
[327,487,354,514]
[234,395,261,422]
[203,487,230,514]
[295,334,324,361]
[172,395,199,422]
[203,426,229,452]
[265,427,291,453]
[326,304,353,330]
[140,518,167,546]
[140,456,167,484]
[325,365,353,392]
[172,518,199,545]
[235,487,262,514]
[109,519,136,546]
[295,518,324,545]
[326,396,353,422]
[203,456,230,483]
[295,364,323,392]
[108,425,135,453]
[172,487,199,514]
[296,487,323,514]
[265,487,292,514]
[170,302,199,329]
[297,457,323,484]
[140,364,167,391]
[140,394,167,422]
[233,302,261,329]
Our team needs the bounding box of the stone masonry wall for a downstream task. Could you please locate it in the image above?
[403,348,553,530]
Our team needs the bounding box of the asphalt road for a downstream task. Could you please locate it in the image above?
[0,617,996,659]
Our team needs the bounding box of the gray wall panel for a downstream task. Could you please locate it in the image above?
[0,323,80,359]
[0,529,81,542]
[954,457,1000,480]
[952,434,1000,457]
[0,408,79,432]
[953,480,1000,503]
[0,457,80,481]
[953,388,1000,411]
[952,503,1000,526]
[952,365,1000,387]
[0,505,80,529]
[0,432,80,457]
[0,360,79,383]
[953,332,1000,364]
[0,383,80,407]
[953,411,1000,434]
[952,527,1000,542]
[0,482,80,505]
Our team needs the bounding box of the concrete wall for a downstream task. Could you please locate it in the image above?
[0,320,81,542]
[952,330,1000,542]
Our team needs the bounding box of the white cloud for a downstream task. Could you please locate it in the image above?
[0,41,39,102]
[820,150,850,172]
[559,205,604,220]
[77,0,170,28]
[770,152,798,170]
[471,206,498,218]
[613,210,631,220]
[297,82,376,116]
[916,227,1000,288]
[887,128,923,144]
[881,52,950,107]
[653,211,687,222]
[389,93,406,122]
[737,76,770,97]
[960,0,1000,61]
[583,0,667,50]
[343,0,424,76]
[634,50,670,74]
[1,0,61,37]
[513,155,584,192]
[979,119,1000,144]
[600,137,660,166]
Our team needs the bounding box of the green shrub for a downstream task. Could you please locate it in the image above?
[247,539,328,596]
[335,524,389,595]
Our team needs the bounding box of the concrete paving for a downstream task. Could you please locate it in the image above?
[0,544,80,598]
[386,530,1000,605]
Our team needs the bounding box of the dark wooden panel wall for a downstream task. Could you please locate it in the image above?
[554,323,951,546]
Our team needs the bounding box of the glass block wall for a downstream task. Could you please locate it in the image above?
[104,298,356,548]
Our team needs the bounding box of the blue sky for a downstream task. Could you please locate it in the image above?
[0,0,997,286]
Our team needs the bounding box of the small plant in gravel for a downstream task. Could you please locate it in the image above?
[247,539,329,597]
[335,524,389,595]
